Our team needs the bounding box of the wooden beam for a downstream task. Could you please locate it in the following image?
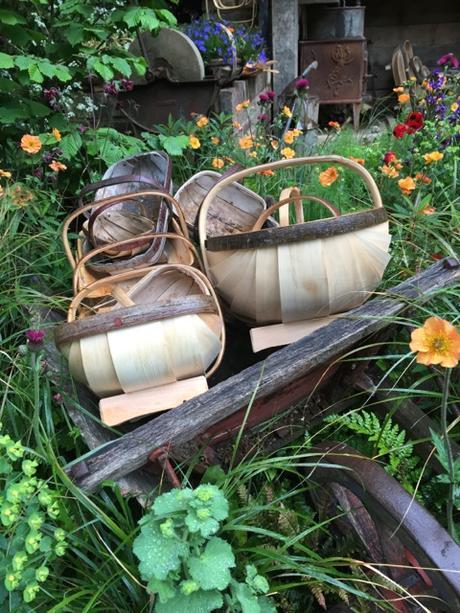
[66,259,459,492]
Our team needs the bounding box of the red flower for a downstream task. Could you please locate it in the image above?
[383,151,397,164]
[405,111,424,133]
[393,123,408,138]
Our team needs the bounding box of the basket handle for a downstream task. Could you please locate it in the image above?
[72,231,201,296]
[198,155,383,276]
[278,187,303,226]
[67,263,226,379]
[253,193,340,231]
[62,190,190,270]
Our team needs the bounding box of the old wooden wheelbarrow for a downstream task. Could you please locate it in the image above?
[43,257,460,609]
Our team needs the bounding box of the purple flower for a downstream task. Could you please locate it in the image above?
[78,124,88,134]
[266,91,275,101]
[103,81,119,96]
[120,79,134,92]
[33,167,43,178]
[258,113,269,121]
[26,329,45,346]
[259,92,269,103]
[295,78,309,90]
[42,151,53,164]
[437,53,460,69]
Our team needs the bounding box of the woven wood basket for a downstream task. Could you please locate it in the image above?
[55,265,225,398]
[199,155,391,325]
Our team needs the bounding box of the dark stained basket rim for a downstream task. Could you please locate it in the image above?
[205,207,388,252]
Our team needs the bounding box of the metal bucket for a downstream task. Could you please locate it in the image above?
[308,7,365,40]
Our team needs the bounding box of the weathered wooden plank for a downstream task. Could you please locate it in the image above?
[206,208,388,251]
[66,258,459,492]
[55,295,216,345]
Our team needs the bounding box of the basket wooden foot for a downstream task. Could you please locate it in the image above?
[99,376,208,426]
[250,314,344,353]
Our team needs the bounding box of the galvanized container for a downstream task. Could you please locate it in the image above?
[308,6,365,40]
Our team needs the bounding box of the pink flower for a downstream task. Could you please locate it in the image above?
[26,329,45,345]
[258,113,269,121]
[53,393,63,403]
[295,78,309,89]
[259,93,269,103]
[266,90,275,100]
[437,53,460,69]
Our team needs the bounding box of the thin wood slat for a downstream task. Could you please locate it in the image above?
[66,258,459,492]
[206,207,388,251]
[55,295,217,346]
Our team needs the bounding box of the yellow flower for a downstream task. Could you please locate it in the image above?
[409,317,460,368]
[423,151,444,164]
[283,130,296,144]
[292,128,302,137]
[233,120,242,130]
[349,156,365,166]
[189,135,201,149]
[282,106,292,118]
[319,167,339,187]
[212,157,224,169]
[328,121,341,130]
[224,156,235,164]
[451,102,459,112]
[235,99,250,112]
[249,151,257,158]
[380,164,399,178]
[52,127,61,141]
[196,116,209,128]
[49,160,67,172]
[393,86,405,93]
[270,139,279,149]
[0,169,12,178]
[281,147,295,159]
[211,136,220,145]
[398,93,410,104]
[398,176,416,195]
[239,136,253,150]
[20,134,42,154]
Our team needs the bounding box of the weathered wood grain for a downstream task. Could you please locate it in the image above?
[66,258,459,492]
[55,295,216,345]
[206,207,388,251]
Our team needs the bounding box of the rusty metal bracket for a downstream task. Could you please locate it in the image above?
[148,445,181,489]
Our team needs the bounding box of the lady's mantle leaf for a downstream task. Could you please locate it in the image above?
[153,488,192,516]
[155,589,223,613]
[187,536,235,590]
[133,520,187,581]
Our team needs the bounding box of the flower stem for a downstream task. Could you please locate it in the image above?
[440,368,456,540]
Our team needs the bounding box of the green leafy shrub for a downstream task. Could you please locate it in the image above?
[133,483,275,612]
[0,424,67,607]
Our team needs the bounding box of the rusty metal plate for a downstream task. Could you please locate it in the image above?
[299,39,366,103]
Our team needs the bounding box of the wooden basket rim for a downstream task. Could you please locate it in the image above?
[206,207,388,252]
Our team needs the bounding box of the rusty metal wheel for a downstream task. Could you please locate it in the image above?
[305,442,460,612]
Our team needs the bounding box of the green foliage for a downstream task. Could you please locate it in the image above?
[0,423,67,607]
[430,429,460,509]
[324,410,420,493]
[133,484,275,612]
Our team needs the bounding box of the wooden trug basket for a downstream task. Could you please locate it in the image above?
[199,155,391,327]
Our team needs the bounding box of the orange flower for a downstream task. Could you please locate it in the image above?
[420,205,436,215]
[0,169,12,178]
[212,157,224,169]
[52,127,61,141]
[415,172,432,184]
[270,139,279,149]
[49,160,67,172]
[235,99,250,112]
[409,317,460,368]
[398,176,416,195]
[349,156,365,166]
[292,128,302,137]
[328,121,341,130]
[281,147,295,159]
[0,186,3,197]
[189,135,201,149]
[239,136,253,150]
[258,169,275,176]
[224,156,235,164]
[398,93,410,104]
[282,106,292,118]
[393,86,405,93]
[319,167,339,187]
[10,184,34,207]
[211,136,220,145]
[20,134,42,154]
[196,116,209,128]
[380,164,399,178]
[423,151,444,164]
